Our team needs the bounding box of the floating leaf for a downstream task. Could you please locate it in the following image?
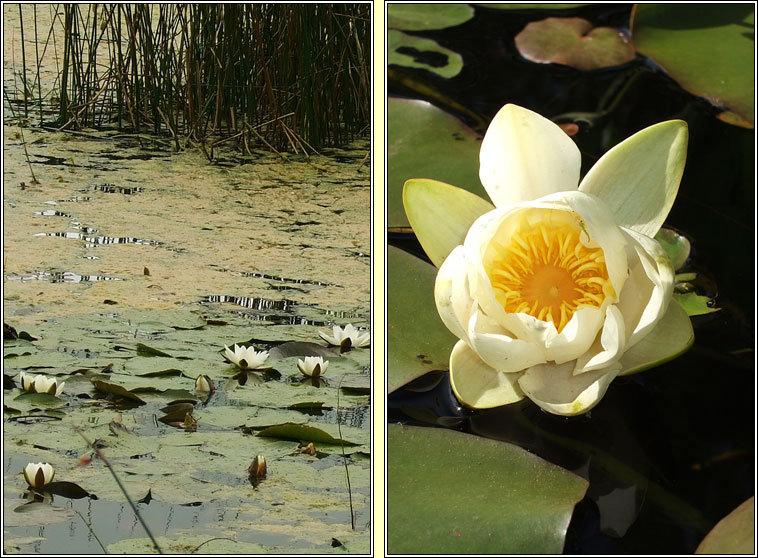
[388,247,457,393]
[134,368,185,378]
[388,3,474,30]
[268,342,340,360]
[388,98,485,229]
[338,374,370,394]
[91,380,146,405]
[632,4,754,127]
[477,3,587,9]
[43,481,94,500]
[388,30,463,79]
[136,343,174,358]
[388,424,588,554]
[137,488,153,504]
[515,17,636,70]
[674,292,719,317]
[696,496,755,554]
[12,392,64,406]
[256,422,358,446]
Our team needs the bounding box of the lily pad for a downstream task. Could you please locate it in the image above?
[388,4,474,31]
[388,246,457,393]
[631,4,754,128]
[388,30,463,79]
[387,424,588,554]
[91,379,146,404]
[674,292,719,317]
[256,422,359,446]
[478,4,587,9]
[268,341,340,360]
[388,98,486,229]
[514,17,636,70]
[695,496,755,554]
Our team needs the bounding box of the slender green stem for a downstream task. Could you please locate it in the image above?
[75,427,163,554]
[336,374,356,530]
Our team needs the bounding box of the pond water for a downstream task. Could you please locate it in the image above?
[387,3,753,555]
[2,128,371,553]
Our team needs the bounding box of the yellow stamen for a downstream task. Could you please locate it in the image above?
[485,209,615,332]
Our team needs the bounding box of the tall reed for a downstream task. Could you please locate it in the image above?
[12,4,370,153]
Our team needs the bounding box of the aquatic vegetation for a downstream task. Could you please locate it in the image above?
[23,462,55,488]
[319,323,371,351]
[19,372,65,396]
[407,103,692,416]
[297,356,329,378]
[223,344,270,370]
[194,374,215,392]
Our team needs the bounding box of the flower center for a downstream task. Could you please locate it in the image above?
[484,209,615,332]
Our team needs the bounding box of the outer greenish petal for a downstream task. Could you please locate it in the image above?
[479,104,581,208]
[578,120,688,237]
[518,361,621,416]
[449,340,526,409]
[618,300,694,376]
[404,179,494,268]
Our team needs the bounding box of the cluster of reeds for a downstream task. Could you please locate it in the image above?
[9,3,370,154]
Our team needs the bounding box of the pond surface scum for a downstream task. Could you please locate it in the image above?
[2,125,371,554]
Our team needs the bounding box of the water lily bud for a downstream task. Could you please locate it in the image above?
[248,455,267,479]
[194,375,215,392]
[297,356,329,378]
[299,442,317,456]
[23,462,55,488]
[223,344,269,370]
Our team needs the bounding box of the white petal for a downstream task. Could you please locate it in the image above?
[573,305,626,374]
[616,229,674,350]
[518,361,621,416]
[479,104,581,207]
[449,340,525,409]
[223,345,236,363]
[544,306,605,364]
[467,310,546,373]
[434,245,474,343]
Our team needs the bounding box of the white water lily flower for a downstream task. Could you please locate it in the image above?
[23,462,55,488]
[19,372,65,396]
[223,344,269,370]
[417,104,692,416]
[318,324,370,349]
[297,356,329,377]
